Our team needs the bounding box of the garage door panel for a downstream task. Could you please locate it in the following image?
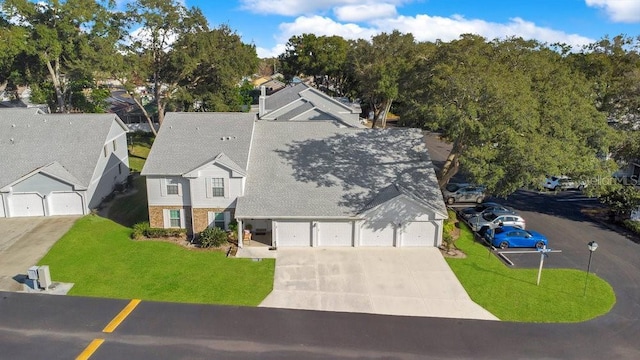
[318,221,353,246]
[9,194,45,217]
[49,192,84,216]
[360,222,395,246]
[402,221,436,247]
[275,221,311,247]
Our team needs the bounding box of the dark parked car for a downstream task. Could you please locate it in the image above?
[460,202,516,220]
[484,226,548,249]
[442,184,486,205]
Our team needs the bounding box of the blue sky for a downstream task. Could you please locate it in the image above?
[145,0,640,57]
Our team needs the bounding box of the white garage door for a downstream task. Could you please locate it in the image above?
[8,193,45,217]
[275,221,311,247]
[360,222,395,246]
[318,221,353,246]
[49,192,84,216]
[402,221,436,247]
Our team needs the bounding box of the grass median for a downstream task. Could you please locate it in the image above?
[446,222,615,322]
[38,215,275,306]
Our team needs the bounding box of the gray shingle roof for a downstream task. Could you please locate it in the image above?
[0,111,123,189]
[235,121,446,218]
[141,112,256,176]
[264,83,308,112]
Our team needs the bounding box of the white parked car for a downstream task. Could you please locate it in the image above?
[543,176,586,191]
[468,212,526,233]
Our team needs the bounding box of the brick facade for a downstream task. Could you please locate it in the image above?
[192,207,236,234]
[149,205,235,235]
[148,205,193,233]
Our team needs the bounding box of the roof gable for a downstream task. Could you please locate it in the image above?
[141,112,256,176]
[183,152,247,178]
[0,112,125,189]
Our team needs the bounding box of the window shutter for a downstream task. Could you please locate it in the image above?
[224,212,230,229]
[179,209,185,229]
[205,178,211,198]
[161,179,167,196]
[177,181,182,196]
[224,178,230,198]
[207,211,215,228]
[163,209,170,228]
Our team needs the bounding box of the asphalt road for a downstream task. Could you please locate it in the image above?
[0,133,638,359]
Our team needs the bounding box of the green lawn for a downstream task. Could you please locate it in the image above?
[446,223,616,322]
[128,134,153,172]
[38,216,275,306]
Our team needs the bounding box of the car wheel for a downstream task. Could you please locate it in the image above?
[535,241,545,249]
[447,197,455,205]
[553,185,560,191]
[476,197,483,204]
[578,185,585,191]
[499,241,509,249]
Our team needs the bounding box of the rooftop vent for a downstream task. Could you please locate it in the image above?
[11,124,16,128]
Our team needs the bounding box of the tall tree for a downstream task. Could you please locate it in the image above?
[168,25,259,112]
[348,31,417,128]
[1,0,120,112]
[400,35,615,195]
[124,0,208,127]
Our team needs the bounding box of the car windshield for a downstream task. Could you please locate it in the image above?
[483,213,498,221]
[445,184,461,192]
[493,227,506,235]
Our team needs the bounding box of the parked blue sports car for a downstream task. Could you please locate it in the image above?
[484,226,549,249]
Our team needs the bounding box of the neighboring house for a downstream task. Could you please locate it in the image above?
[141,112,255,234]
[0,109,130,217]
[142,112,447,247]
[258,83,363,128]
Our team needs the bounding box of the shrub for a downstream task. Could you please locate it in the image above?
[442,208,458,250]
[199,227,228,248]
[145,227,187,238]
[132,222,150,239]
[228,221,238,240]
[623,220,640,235]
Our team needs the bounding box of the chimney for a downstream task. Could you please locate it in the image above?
[258,85,266,118]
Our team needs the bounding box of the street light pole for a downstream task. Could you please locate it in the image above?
[583,241,599,296]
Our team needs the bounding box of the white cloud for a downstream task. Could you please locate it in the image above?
[373,15,594,48]
[333,3,397,22]
[239,0,408,17]
[586,0,640,23]
[255,13,595,57]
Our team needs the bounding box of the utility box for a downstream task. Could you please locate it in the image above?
[37,265,52,289]
[27,266,40,280]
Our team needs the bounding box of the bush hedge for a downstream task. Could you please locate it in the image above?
[131,222,187,239]
[198,226,228,248]
[623,219,640,235]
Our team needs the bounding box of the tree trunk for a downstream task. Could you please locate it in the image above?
[380,99,393,129]
[438,139,463,188]
[45,57,66,113]
[131,95,158,136]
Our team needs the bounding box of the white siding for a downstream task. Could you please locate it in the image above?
[189,163,243,208]
[146,176,191,206]
[317,221,353,246]
[87,120,129,209]
[274,220,312,247]
[0,194,5,217]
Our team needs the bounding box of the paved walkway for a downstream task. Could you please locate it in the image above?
[0,216,79,291]
[259,248,498,320]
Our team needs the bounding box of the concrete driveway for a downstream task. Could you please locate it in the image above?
[259,248,498,320]
[0,216,79,291]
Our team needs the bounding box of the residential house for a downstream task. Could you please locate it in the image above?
[141,85,446,247]
[0,109,130,217]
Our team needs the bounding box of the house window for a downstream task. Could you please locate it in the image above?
[118,163,122,175]
[166,179,179,195]
[169,210,181,227]
[112,139,117,151]
[103,145,108,157]
[211,178,224,197]
[213,212,225,229]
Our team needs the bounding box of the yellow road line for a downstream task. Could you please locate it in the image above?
[76,338,104,360]
[102,299,141,333]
